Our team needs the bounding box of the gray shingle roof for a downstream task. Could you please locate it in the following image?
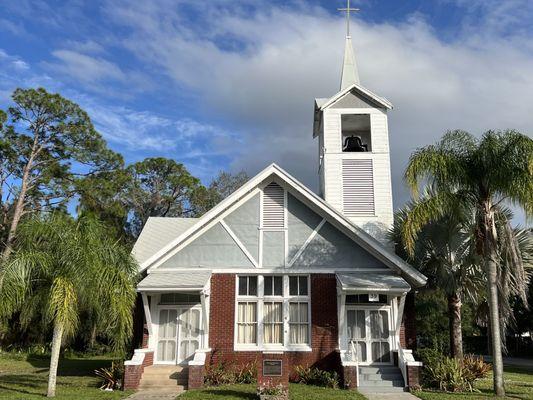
[132,217,198,265]
[337,272,411,291]
[137,270,211,290]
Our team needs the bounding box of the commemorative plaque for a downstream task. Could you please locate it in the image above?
[262,360,282,376]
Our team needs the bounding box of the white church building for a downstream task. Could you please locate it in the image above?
[124,9,427,393]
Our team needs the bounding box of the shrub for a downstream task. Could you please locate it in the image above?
[94,360,124,390]
[292,366,339,389]
[257,382,286,396]
[424,357,465,392]
[420,349,491,392]
[462,355,491,391]
[204,361,257,386]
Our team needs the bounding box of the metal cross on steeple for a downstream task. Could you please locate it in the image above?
[338,0,360,38]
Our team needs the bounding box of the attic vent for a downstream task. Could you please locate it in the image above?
[263,182,285,229]
[342,159,375,216]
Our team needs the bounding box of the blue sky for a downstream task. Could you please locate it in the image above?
[1,0,532,222]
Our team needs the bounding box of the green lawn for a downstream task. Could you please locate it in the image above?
[181,383,366,400]
[415,366,533,400]
[0,353,132,399]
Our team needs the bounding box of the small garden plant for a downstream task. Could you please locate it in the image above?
[418,348,491,392]
[204,361,257,386]
[292,366,340,389]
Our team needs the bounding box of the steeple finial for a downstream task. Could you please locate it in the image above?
[338,0,360,89]
[337,0,359,38]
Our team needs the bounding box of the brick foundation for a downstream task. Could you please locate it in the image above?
[406,363,422,389]
[188,365,206,389]
[123,349,154,390]
[342,366,358,389]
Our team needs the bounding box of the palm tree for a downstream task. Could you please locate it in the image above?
[391,196,483,360]
[0,213,138,397]
[401,130,532,396]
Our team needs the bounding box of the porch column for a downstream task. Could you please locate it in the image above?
[141,292,153,337]
[200,288,210,348]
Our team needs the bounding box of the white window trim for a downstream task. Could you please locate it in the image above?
[234,275,312,352]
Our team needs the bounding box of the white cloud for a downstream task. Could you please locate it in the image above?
[100,1,533,212]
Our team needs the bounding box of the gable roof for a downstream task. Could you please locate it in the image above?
[132,217,198,265]
[136,164,426,287]
[319,83,393,111]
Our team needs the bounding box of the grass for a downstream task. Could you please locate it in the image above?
[415,366,533,400]
[181,383,367,400]
[0,353,132,399]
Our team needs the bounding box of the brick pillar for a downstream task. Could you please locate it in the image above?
[406,363,422,389]
[123,349,154,390]
[258,353,289,391]
[188,365,205,389]
[400,292,417,350]
[342,365,358,389]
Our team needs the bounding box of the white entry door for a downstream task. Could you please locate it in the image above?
[177,308,201,363]
[157,309,178,363]
[156,307,201,364]
[346,308,391,364]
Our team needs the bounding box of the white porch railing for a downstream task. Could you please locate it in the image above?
[397,347,423,387]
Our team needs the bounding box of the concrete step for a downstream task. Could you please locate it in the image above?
[138,383,187,390]
[359,366,400,374]
[361,373,403,381]
[359,379,404,388]
[359,387,407,394]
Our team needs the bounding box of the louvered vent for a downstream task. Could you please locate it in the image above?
[342,159,375,216]
[263,182,285,229]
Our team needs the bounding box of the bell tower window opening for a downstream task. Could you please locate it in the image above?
[341,114,371,152]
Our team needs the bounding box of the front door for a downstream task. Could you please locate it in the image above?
[346,307,391,364]
[177,307,201,363]
[156,307,201,364]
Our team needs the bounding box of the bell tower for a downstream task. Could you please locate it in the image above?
[312,4,394,243]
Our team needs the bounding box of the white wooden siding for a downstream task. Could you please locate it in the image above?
[342,159,375,216]
[318,106,393,243]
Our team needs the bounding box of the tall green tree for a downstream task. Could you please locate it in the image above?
[391,197,483,360]
[0,88,123,258]
[0,213,137,397]
[124,157,201,237]
[402,130,532,396]
[191,170,249,216]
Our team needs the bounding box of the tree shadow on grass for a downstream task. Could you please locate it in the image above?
[190,388,256,399]
[26,356,116,377]
[0,372,99,398]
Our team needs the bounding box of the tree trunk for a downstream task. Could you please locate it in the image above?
[448,292,463,360]
[483,208,505,396]
[47,322,64,397]
[1,159,33,260]
[89,324,97,349]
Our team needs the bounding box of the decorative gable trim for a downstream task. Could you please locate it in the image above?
[287,218,326,267]
[319,83,393,111]
[220,220,259,268]
[139,164,426,288]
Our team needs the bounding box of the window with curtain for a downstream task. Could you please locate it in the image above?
[237,301,257,344]
[289,302,309,344]
[236,275,311,348]
[263,302,283,344]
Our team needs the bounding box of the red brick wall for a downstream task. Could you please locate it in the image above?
[123,350,154,390]
[400,292,417,350]
[208,273,341,377]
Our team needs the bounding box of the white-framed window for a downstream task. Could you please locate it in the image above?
[235,275,311,350]
[289,302,309,344]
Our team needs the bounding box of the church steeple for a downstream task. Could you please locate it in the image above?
[338,0,360,90]
[340,36,359,90]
